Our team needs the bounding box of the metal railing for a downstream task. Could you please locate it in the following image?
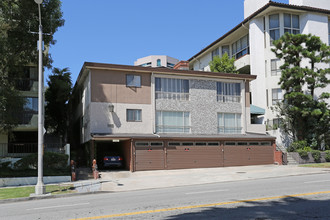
[0,143,65,158]
[217,95,241,103]
[155,91,189,101]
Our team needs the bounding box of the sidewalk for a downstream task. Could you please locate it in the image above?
[100,165,330,192]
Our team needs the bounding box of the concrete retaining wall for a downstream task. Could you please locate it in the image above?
[289,152,328,164]
[0,176,71,187]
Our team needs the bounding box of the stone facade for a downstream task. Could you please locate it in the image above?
[156,78,243,135]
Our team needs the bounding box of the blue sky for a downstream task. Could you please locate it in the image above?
[45,0,288,84]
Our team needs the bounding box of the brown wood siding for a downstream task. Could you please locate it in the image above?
[135,146,165,171]
[224,145,274,167]
[166,146,223,170]
[91,69,151,104]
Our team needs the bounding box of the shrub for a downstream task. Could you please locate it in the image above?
[288,140,308,152]
[297,149,308,158]
[303,146,312,152]
[14,152,68,170]
[311,150,321,163]
[325,150,330,162]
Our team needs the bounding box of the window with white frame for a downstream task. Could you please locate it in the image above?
[272,88,282,105]
[217,82,241,103]
[269,14,280,45]
[271,59,281,76]
[328,20,330,45]
[156,111,190,133]
[126,109,142,122]
[126,74,141,87]
[222,45,230,56]
[218,113,242,134]
[284,14,300,34]
[231,35,249,59]
[212,48,219,60]
[155,77,189,100]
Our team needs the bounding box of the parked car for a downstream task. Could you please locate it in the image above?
[103,153,123,168]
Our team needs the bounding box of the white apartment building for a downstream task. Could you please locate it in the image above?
[134,55,179,68]
[188,0,330,147]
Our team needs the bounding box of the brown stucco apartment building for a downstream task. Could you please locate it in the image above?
[70,62,277,171]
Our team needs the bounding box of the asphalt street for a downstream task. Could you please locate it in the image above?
[0,173,330,219]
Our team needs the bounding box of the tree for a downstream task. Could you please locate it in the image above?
[0,0,64,132]
[272,33,330,148]
[45,67,72,140]
[209,53,238,73]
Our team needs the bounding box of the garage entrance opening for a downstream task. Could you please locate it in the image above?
[96,140,131,171]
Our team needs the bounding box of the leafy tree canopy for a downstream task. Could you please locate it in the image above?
[0,0,64,132]
[209,53,238,73]
[45,67,72,139]
[272,33,330,148]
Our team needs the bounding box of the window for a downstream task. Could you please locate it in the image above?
[140,62,151,67]
[217,82,241,103]
[157,59,161,67]
[24,97,38,112]
[272,88,282,104]
[156,111,190,133]
[167,63,175,68]
[269,14,280,45]
[218,113,242,134]
[284,14,300,34]
[266,89,269,107]
[212,48,219,60]
[231,35,249,59]
[126,75,141,87]
[155,77,189,100]
[222,45,229,56]
[271,59,281,76]
[328,20,330,45]
[126,109,142,122]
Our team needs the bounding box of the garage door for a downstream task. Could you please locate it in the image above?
[224,142,274,167]
[166,142,223,170]
[135,142,165,171]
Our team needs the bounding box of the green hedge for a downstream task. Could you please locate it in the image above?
[311,150,321,163]
[325,150,330,162]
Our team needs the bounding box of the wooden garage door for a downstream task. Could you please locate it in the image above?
[224,142,274,167]
[166,143,223,170]
[135,142,165,171]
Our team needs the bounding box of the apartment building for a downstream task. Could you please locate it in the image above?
[70,62,276,171]
[188,0,330,146]
[0,66,39,158]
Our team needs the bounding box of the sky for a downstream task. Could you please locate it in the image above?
[44,0,289,84]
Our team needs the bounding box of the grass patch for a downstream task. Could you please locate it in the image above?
[299,163,330,168]
[0,184,76,200]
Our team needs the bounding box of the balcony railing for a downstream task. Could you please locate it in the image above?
[156,91,189,101]
[217,95,241,103]
[11,78,37,91]
[0,143,65,158]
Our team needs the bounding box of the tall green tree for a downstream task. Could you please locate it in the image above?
[45,67,72,140]
[272,33,330,148]
[0,0,64,132]
[209,53,238,73]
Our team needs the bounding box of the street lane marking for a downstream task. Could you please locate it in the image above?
[185,189,229,195]
[26,202,90,211]
[304,180,330,184]
[72,191,330,220]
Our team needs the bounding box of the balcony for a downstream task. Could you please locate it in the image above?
[234,54,250,74]
[0,143,66,158]
[11,78,38,92]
